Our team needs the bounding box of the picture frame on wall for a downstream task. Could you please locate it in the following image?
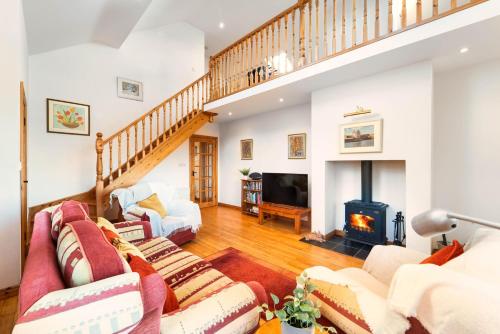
[117,77,143,101]
[340,119,383,154]
[288,133,306,159]
[240,139,253,160]
[47,98,90,136]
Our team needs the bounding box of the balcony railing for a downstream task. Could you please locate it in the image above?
[208,0,486,101]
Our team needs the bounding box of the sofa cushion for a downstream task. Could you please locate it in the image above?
[114,220,153,242]
[135,237,182,262]
[138,193,167,218]
[101,226,147,261]
[57,220,130,287]
[51,200,90,240]
[152,250,212,288]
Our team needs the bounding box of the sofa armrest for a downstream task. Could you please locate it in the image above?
[160,282,261,334]
[114,220,154,242]
[14,273,144,334]
[363,245,428,286]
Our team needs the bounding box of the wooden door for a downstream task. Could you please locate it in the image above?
[20,82,28,269]
[190,135,218,208]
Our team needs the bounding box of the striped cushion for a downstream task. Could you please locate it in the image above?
[135,237,182,263]
[114,221,153,242]
[57,220,131,287]
[160,282,260,334]
[173,268,233,307]
[14,273,143,334]
[51,200,90,240]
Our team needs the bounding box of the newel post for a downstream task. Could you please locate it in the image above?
[95,132,104,217]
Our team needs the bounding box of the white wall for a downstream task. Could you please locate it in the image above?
[0,0,28,288]
[28,22,205,205]
[433,59,500,243]
[312,62,434,253]
[219,104,311,206]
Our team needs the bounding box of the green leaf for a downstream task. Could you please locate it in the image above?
[265,310,274,321]
[299,303,314,312]
[270,293,280,305]
[296,276,306,286]
[275,309,287,321]
[293,288,304,299]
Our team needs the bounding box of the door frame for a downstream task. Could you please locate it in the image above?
[20,81,28,270]
[189,135,218,208]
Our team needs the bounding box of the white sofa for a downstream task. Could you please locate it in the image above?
[304,228,500,334]
[110,182,201,245]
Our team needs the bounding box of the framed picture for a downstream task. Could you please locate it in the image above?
[288,133,306,159]
[240,139,253,160]
[47,99,90,136]
[117,77,143,101]
[340,119,383,153]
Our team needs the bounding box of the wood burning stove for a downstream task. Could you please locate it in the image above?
[344,161,388,245]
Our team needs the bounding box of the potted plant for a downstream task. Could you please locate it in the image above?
[239,168,251,180]
[258,272,336,334]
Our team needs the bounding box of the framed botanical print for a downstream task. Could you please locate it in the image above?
[117,77,143,101]
[47,99,90,136]
[240,139,253,160]
[288,133,306,159]
[340,119,383,153]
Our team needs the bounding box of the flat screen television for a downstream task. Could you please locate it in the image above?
[262,173,308,208]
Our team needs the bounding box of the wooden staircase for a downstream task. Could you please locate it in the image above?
[95,73,215,215]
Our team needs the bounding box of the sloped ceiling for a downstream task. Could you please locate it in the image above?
[23,0,152,55]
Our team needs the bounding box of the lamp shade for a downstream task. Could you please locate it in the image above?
[411,209,458,237]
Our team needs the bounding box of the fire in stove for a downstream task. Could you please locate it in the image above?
[350,214,375,233]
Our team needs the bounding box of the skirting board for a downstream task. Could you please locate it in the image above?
[218,202,241,210]
[0,286,19,300]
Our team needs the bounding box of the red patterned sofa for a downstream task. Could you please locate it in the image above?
[14,209,266,333]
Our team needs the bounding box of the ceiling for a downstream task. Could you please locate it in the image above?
[23,0,152,55]
[116,0,296,56]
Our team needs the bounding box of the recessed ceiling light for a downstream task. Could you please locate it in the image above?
[228,112,232,116]
[460,47,469,54]
[279,98,284,103]
[219,22,225,29]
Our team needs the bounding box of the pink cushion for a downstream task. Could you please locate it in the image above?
[51,200,90,240]
[57,220,130,287]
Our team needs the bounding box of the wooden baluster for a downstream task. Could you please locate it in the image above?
[401,0,407,29]
[388,0,393,33]
[169,100,173,135]
[241,43,245,89]
[292,10,296,68]
[271,23,275,73]
[263,29,268,80]
[182,92,186,125]
[277,19,281,73]
[451,0,457,9]
[162,103,167,140]
[109,139,113,182]
[117,134,122,177]
[363,0,368,42]
[299,2,306,66]
[416,0,422,23]
[308,0,312,62]
[175,96,179,130]
[95,133,104,216]
[149,114,153,151]
[342,0,346,50]
[323,0,327,57]
[283,14,288,73]
[375,0,380,37]
[134,124,138,163]
[126,128,130,170]
[141,118,145,158]
[250,35,254,85]
[156,108,160,145]
[260,29,265,80]
[315,0,319,61]
[352,0,356,46]
[333,0,337,54]
[433,0,438,17]
[187,89,191,120]
[194,83,198,114]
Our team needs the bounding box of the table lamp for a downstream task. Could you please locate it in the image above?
[412,209,500,237]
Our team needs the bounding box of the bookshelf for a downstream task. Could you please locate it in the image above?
[241,179,262,216]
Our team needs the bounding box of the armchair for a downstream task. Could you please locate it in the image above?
[109,182,201,245]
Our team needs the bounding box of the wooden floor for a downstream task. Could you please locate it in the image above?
[0,205,363,333]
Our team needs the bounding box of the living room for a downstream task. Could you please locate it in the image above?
[2,0,500,333]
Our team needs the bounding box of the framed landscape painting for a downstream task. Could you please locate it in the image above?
[240,139,253,160]
[117,77,143,101]
[47,99,90,136]
[288,133,306,159]
[340,119,383,153]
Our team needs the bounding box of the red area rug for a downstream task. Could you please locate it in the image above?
[205,247,296,309]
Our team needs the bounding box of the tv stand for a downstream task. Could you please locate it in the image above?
[258,202,311,234]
